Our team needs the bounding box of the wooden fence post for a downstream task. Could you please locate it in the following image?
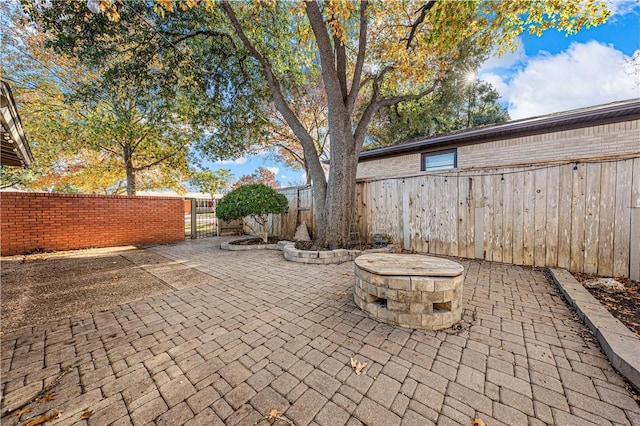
[191,199,197,239]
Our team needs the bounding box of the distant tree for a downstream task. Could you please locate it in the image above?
[216,183,288,242]
[5,2,204,195]
[0,166,41,190]
[233,167,279,189]
[257,82,329,186]
[369,76,509,148]
[189,169,233,197]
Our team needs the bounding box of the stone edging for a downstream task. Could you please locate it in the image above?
[280,241,392,265]
[220,238,279,251]
[549,268,640,392]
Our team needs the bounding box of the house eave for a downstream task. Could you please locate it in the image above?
[1,79,34,167]
[359,99,640,161]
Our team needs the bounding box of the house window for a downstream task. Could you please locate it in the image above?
[421,149,457,171]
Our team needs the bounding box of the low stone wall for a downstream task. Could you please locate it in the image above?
[280,242,392,265]
[220,239,279,251]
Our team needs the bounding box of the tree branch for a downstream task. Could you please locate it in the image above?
[221,0,327,188]
[304,1,345,112]
[406,1,437,49]
[158,29,237,49]
[347,0,368,114]
[334,35,348,102]
[133,153,174,171]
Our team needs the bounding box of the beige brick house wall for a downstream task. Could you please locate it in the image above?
[356,153,421,179]
[357,119,639,179]
[458,119,639,168]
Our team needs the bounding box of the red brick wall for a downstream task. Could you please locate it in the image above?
[1,192,185,256]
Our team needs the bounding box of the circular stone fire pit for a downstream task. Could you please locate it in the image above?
[354,253,464,330]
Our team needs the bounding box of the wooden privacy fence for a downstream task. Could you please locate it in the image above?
[247,186,315,240]
[268,156,639,280]
[356,156,640,280]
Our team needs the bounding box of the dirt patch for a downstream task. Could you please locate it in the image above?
[573,272,640,338]
[0,246,215,335]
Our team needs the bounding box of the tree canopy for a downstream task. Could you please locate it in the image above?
[216,183,288,242]
[2,2,204,194]
[24,0,609,246]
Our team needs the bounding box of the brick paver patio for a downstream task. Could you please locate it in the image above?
[1,237,639,425]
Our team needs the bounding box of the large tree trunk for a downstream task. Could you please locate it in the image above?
[324,123,360,249]
[124,143,136,195]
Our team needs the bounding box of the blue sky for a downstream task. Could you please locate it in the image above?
[203,1,640,188]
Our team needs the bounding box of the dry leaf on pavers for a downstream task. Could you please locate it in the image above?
[81,410,93,419]
[470,418,486,426]
[14,407,31,419]
[36,393,56,403]
[254,408,295,425]
[26,410,61,426]
[350,357,367,375]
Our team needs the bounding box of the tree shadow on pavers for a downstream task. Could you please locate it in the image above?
[0,247,217,335]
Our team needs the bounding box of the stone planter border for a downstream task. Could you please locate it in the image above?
[280,241,394,265]
[220,238,280,251]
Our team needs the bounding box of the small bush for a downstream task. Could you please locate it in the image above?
[216,184,288,242]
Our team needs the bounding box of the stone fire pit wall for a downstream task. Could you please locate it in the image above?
[354,254,464,330]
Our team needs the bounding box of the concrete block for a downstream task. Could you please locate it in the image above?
[386,276,411,290]
[411,277,435,292]
[387,300,409,312]
[433,277,459,291]
[421,291,445,303]
[396,290,421,303]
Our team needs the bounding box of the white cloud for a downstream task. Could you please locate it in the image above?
[479,72,511,99]
[483,41,640,119]
[481,39,527,71]
[608,0,640,16]
[266,166,280,175]
[215,157,247,165]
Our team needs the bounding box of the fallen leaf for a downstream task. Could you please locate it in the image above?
[268,409,281,418]
[350,357,367,375]
[81,410,93,419]
[37,392,56,403]
[27,410,61,426]
[15,407,31,419]
[471,418,486,426]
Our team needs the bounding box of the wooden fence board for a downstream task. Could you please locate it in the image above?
[512,169,525,265]
[533,168,548,267]
[629,158,640,281]
[440,176,458,256]
[613,159,632,277]
[522,169,535,265]
[557,164,573,269]
[457,176,470,258]
[545,165,560,267]
[493,172,504,263]
[597,161,617,276]
[482,173,494,261]
[570,163,586,272]
[584,162,602,274]
[502,172,514,264]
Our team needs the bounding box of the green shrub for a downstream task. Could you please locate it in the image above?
[216,183,288,242]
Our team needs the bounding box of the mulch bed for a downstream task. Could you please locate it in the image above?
[230,237,282,245]
[573,272,640,338]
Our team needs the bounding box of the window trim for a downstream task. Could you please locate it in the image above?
[421,148,457,172]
